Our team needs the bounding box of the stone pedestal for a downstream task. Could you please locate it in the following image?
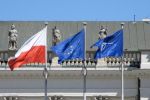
[96,58,107,67]
[8,50,17,57]
[51,57,61,67]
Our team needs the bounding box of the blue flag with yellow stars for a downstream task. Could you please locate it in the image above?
[51,29,85,63]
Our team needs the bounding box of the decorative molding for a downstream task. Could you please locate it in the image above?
[0,69,147,79]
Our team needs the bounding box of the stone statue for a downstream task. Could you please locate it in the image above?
[8,24,18,50]
[98,26,107,39]
[52,26,61,46]
[97,26,108,66]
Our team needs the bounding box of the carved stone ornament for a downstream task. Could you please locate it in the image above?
[8,24,18,50]
[49,96,64,100]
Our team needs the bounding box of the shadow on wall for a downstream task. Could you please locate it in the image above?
[146,54,150,62]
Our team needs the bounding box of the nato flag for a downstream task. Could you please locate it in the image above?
[51,29,85,63]
[91,29,123,59]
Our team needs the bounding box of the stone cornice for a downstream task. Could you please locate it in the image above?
[0,67,147,79]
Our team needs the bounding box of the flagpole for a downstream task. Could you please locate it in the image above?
[121,22,124,100]
[83,22,87,100]
[44,22,48,100]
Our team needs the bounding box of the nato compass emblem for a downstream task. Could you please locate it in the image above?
[101,42,113,51]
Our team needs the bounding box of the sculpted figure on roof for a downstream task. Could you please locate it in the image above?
[98,26,107,39]
[52,26,61,46]
[8,24,18,50]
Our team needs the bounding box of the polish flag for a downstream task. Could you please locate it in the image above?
[8,27,47,71]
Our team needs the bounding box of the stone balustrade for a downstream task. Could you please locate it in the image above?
[0,50,141,68]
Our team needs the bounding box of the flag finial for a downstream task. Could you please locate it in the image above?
[45,22,48,26]
[83,22,87,26]
[121,22,125,29]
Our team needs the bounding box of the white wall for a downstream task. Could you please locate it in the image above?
[141,51,150,69]
[0,77,137,97]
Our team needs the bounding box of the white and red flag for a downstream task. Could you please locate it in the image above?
[8,27,47,71]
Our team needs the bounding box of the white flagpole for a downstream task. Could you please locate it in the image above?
[44,22,48,100]
[83,22,87,100]
[121,23,124,100]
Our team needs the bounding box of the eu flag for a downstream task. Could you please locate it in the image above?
[91,29,123,59]
[51,29,85,63]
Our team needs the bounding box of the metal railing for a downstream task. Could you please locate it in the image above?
[0,50,141,68]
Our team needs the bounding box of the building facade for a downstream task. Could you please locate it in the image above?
[0,21,150,100]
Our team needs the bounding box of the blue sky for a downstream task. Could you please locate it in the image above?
[0,0,149,21]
